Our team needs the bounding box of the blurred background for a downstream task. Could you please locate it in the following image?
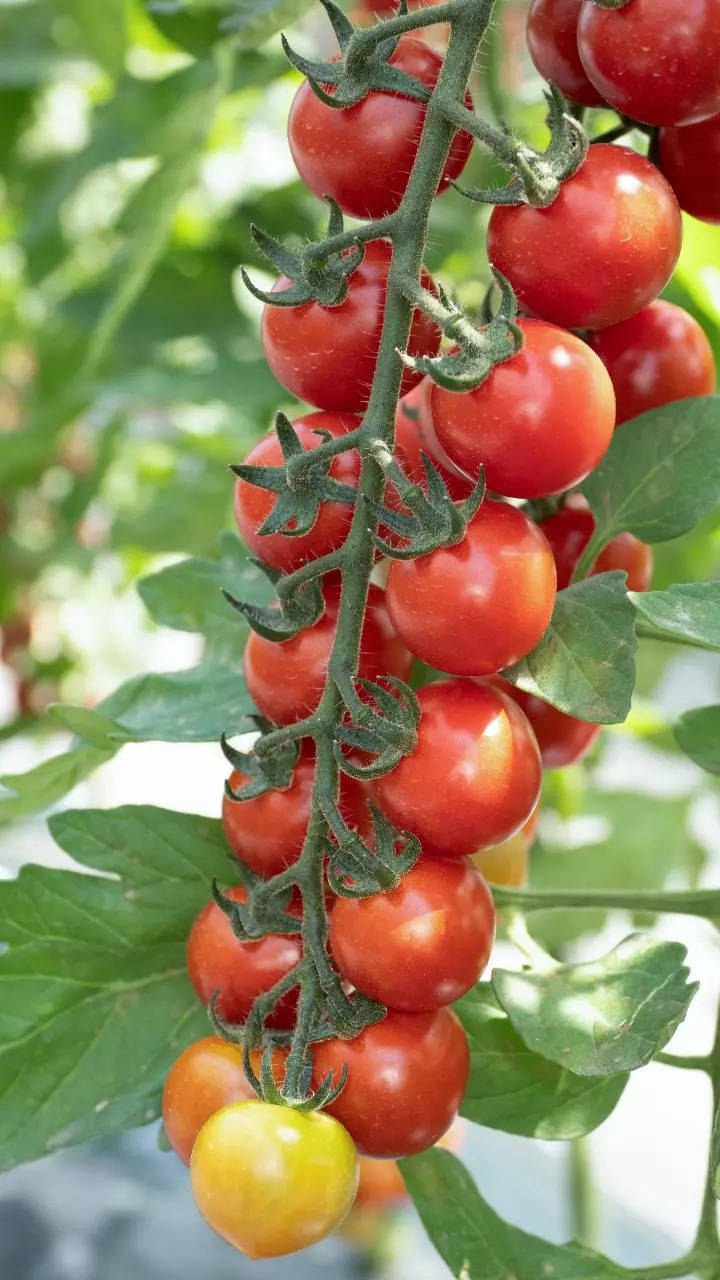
[0,0,719,1276]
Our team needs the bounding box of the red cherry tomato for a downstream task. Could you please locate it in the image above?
[261,241,441,412]
[244,582,411,726]
[431,320,616,499]
[394,378,476,501]
[373,677,541,857]
[660,114,720,225]
[577,0,720,128]
[353,1119,464,1209]
[187,886,301,1028]
[487,145,682,331]
[233,413,360,572]
[330,856,495,1011]
[540,504,653,593]
[385,500,556,676]
[492,675,600,770]
[589,301,716,425]
[288,37,473,221]
[526,0,604,107]
[222,745,370,877]
[313,1007,469,1157]
[162,1037,287,1165]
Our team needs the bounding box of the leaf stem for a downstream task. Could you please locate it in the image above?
[492,884,720,920]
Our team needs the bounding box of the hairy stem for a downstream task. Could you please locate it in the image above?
[492,884,720,920]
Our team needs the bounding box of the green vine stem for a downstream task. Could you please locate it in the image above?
[493,883,720,919]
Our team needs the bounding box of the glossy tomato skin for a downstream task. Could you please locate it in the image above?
[261,241,440,412]
[385,500,556,676]
[330,856,495,1011]
[394,378,476,501]
[526,0,604,107]
[288,38,473,221]
[373,677,542,857]
[431,320,616,498]
[541,504,653,593]
[313,1007,469,1157]
[577,0,720,128]
[471,809,537,887]
[187,886,301,1028]
[244,582,411,726]
[162,1038,288,1166]
[233,413,360,572]
[589,301,716,424]
[493,675,600,770]
[191,1101,358,1257]
[353,1118,463,1209]
[487,146,682,331]
[660,115,720,225]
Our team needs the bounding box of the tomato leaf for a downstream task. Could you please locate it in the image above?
[580,396,720,552]
[456,985,627,1139]
[713,1098,720,1200]
[674,705,720,774]
[492,934,697,1077]
[0,806,227,1172]
[400,1148,625,1279]
[502,572,636,724]
[57,0,128,75]
[632,581,720,650]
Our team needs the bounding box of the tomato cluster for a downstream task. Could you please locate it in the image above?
[162,2,719,1260]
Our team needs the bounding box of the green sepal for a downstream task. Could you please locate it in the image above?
[222,561,325,642]
[241,201,365,308]
[324,802,421,898]
[281,11,431,111]
[370,457,485,559]
[221,722,300,801]
[402,270,523,390]
[333,674,420,780]
[212,878,300,942]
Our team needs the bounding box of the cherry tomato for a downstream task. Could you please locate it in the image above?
[659,114,720,225]
[540,503,653,593]
[313,1007,469,1157]
[330,856,495,1011]
[244,581,411,725]
[261,241,440,412]
[187,886,301,1028]
[288,38,473,221]
[526,0,604,107]
[223,744,370,876]
[577,0,720,128]
[385,500,556,676]
[395,378,476,501]
[162,1037,288,1165]
[353,1118,464,1209]
[589,301,715,425]
[233,413,360,573]
[471,809,538,887]
[191,1100,358,1257]
[487,145,682,331]
[493,675,600,770]
[431,320,616,498]
[373,677,541,857]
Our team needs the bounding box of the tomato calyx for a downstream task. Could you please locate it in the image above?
[324,800,421,898]
[242,197,366,310]
[221,719,300,803]
[369,444,485,559]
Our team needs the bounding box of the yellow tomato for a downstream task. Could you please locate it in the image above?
[190,1100,359,1258]
[471,808,538,887]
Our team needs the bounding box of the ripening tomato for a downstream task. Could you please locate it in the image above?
[487,146,682,331]
[431,320,615,498]
[659,115,720,225]
[244,581,411,726]
[540,503,653,593]
[373,677,541,857]
[385,500,556,676]
[288,38,473,221]
[233,413,360,573]
[191,1101,358,1257]
[590,301,716,425]
[187,886,301,1028]
[493,675,600,770]
[394,378,475,501]
[313,1007,469,1157]
[330,856,495,1011]
[577,0,720,128]
[471,809,537,887]
[162,1037,288,1166]
[261,241,440,412]
[526,0,604,107]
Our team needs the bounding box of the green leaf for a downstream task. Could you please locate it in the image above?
[493,934,698,1077]
[456,985,627,1140]
[0,746,114,824]
[503,573,637,724]
[713,1097,720,1200]
[632,581,720,651]
[47,705,131,749]
[580,396,720,556]
[0,806,229,1171]
[400,1148,625,1279]
[57,0,128,75]
[223,0,316,48]
[674,705,720,774]
[146,0,228,55]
